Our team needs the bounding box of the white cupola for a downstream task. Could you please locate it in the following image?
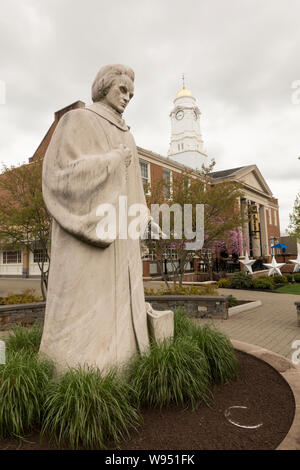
[168,79,207,170]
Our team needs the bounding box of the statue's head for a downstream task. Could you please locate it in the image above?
[92,64,135,115]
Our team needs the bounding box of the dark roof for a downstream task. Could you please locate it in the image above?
[210,166,250,179]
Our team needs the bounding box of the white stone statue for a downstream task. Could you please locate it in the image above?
[39,64,173,372]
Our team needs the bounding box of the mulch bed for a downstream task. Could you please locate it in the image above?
[0,350,295,451]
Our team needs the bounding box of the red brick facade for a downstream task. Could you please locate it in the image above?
[266,206,281,256]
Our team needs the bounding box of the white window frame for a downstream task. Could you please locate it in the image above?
[268,208,272,224]
[33,248,48,264]
[139,160,151,195]
[2,250,22,264]
[274,210,277,226]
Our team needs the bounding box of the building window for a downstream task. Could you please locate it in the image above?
[163,247,178,260]
[274,210,277,226]
[178,144,180,151]
[269,208,272,224]
[33,249,48,263]
[270,237,280,255]
[139,160,150,186]
[2,250,22,264]
[148,247,157,261]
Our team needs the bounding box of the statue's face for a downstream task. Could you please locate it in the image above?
[101,76,134,114]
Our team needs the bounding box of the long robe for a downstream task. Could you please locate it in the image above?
[39,102,150,372]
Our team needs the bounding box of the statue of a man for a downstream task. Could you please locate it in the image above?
[39,65,151,371]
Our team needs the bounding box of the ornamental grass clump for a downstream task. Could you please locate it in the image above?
[127,336,212,410]
[190,324,238,384]
[41,367,141,450]
[0,351,53,439]
[174,308,238,384]
[6,324,43,354]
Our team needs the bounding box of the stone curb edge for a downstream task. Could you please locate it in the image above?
[228,300,262,317]
[231,339,300,450]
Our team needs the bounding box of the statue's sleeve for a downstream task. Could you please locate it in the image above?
[42,109,124,247]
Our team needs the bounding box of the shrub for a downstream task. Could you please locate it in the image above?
[229,271,253,289]
[285,273,293,282]
[127,335,211,410]
[293,273,300,283]
[0,289,42,305]
[252,277,274,290]
[145,284,218,296]
[272,274,288,284]
[42,368,140,450]
[217,277,230,288]
[0,351,53,439]
[227,295,239,307]
[174,308,238,384]
[6,324,43,354]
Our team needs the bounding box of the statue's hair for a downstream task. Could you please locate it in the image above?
[91,64,135,102]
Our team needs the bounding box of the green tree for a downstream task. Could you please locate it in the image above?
[0,157,51,300]
[288,192,300,241]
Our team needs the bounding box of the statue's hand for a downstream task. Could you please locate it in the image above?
[117,144,132,168]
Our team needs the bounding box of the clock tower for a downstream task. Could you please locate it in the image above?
[168,80,206,170]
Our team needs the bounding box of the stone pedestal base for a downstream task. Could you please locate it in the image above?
[146,302,174,343]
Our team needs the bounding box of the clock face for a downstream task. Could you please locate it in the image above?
[175,110,184,120]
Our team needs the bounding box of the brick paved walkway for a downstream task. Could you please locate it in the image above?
[198,288,300,360]
[144,281,300,360]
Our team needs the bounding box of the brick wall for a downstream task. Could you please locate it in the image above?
[266,207,281,257]
[150,162,163,185]
[29,101,85,162]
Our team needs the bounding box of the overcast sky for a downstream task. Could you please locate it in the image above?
[0,0,299,234]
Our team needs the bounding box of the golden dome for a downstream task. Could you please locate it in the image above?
[176,84,192,98]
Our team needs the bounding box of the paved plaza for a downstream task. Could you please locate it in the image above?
[204,288,300,360]
[0,278,299,360]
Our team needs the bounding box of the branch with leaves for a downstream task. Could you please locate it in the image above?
[0,157,51,299]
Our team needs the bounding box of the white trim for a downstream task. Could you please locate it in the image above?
[269,208,272,225]
[139,159,151,195]
[0,249,23,275]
